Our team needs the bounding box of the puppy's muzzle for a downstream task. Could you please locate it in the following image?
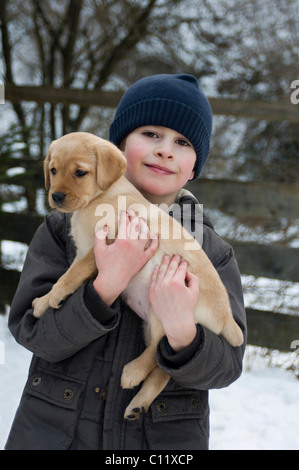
[52,192,66,206]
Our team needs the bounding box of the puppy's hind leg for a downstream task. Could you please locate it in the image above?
[121,343,158,390]
[33,248,97,318]
[124,366,170,420]
[121,309,164,390]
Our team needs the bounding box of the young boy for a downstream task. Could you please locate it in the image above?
[5,74,246,450]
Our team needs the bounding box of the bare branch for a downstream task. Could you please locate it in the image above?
[0,0,25,126]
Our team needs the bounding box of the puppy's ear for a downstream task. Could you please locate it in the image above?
[44,151,51,190]
[44,139,57,190]
[95,140,127,191]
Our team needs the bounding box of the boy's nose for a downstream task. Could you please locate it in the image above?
[153,141,174,159]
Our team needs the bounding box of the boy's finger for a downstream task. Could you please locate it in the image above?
[150,265,159,287]
[175,259,188,278]
[95,225,108,240]
[144,233,159,257]
[117,210,129,239]
[128,214,140,239]
[155,254,171,281]
[185,269,200,290]
[139,218,150,240]
[127,208,137,220]
[162,254,181,280]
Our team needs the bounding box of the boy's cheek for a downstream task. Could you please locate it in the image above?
[124,145,146,175]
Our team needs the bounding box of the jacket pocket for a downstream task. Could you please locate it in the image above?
[5,369,84,450]
[144,391,209,450]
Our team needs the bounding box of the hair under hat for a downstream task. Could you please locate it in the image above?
[109,74,213,180]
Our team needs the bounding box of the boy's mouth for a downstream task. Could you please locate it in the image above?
[145,164,175,175]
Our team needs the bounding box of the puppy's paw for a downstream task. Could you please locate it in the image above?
[121,360,148,389]
[32,294,50,318]
[48,285,66,310]
[124,405,148,421]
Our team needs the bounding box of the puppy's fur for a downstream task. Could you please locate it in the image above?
[33,132,243,420]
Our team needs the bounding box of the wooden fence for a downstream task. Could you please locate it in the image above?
[1,88,299,352]
[5,84,299,123]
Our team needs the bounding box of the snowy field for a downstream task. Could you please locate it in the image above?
[0,312,298,451]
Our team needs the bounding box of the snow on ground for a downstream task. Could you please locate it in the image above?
[0,312,298,450]
[210,367,299,450]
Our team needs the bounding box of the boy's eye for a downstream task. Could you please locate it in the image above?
[50,168,56,175]
[75,170,88,177]
[142,131,158,138]
[176,139,191,147]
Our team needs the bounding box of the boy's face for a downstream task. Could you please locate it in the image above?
[123,126,196,205]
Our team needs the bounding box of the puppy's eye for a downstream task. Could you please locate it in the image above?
[50,168,56,175]
[75,170,88,177]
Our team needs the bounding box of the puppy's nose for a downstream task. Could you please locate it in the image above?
[52,192,66,205]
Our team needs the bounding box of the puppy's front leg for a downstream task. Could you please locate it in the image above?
[48,249,97,309]
[33,249,97,318]
[32,293,52,319]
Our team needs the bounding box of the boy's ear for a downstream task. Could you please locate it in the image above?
[188,168,195,181]
[94,140,127,191]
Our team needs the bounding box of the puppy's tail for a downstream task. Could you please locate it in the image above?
[222,319,244,347]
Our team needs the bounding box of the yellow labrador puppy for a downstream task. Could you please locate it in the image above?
[33,132,243,420]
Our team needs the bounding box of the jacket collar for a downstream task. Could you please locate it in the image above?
[175,188,214,230]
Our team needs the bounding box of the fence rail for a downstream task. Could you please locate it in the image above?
[246,308,299,352]
[5,84,299,123]
[1,177,298,220]
[186,178,299,220]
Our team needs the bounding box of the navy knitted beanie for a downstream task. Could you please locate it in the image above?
[109,74,213,180]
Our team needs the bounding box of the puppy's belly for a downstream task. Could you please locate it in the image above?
[122,260,155,322]
[122,276,150,322]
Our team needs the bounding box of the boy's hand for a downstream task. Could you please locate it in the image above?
[93,210,158,306]
[149,254,199,352]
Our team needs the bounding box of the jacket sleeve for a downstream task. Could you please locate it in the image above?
[8,212,121,363]
[156,242,247,390]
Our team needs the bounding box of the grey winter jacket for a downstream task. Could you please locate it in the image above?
[5,195,246,450]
